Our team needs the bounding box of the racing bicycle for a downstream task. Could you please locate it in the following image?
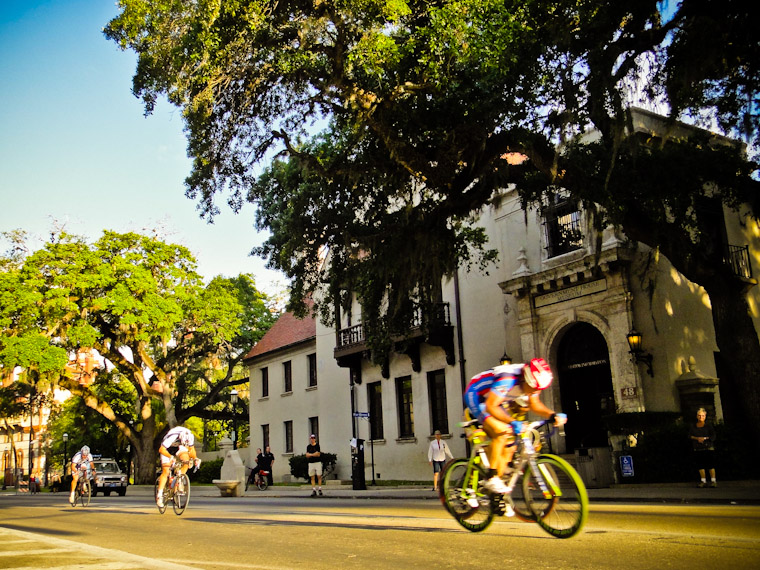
[439,418,589,538]
[70,467,91,507]
[154,459,197,515]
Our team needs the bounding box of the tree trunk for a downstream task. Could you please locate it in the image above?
[131,415,159,485]
[704,278,760,450]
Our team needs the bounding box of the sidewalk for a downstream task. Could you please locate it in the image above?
[125,479,760,505]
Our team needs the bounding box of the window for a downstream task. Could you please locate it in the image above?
[283,361,292,393]
[262,424,270,449]
[395,376,414,438]
[309,417,319,441]
[368,381,384,440]
[427,369,449,434]
[284,420,293,453]
[261,367,269,398]
[544,198,583,258]
[307,353,317,387]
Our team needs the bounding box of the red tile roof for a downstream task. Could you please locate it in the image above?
[244,310,316,361]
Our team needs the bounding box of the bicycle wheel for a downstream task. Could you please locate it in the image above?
[257,476,268,491]
[439,459,494,533]
[522,454,588,538]
[508,469,538,522]
[172,473,190,515]
[79,480,91,507]
[154,476,167,514]
[245,474,251,492]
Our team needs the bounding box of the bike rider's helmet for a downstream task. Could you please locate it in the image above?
[179,429,194,447]
[522,358,553,390]
[80,445,90,457]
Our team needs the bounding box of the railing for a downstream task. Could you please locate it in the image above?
[726,244,753,279]
[337,323,365,349]
[544,201,583,258]
[335,303,451,350]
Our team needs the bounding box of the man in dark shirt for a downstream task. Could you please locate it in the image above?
[259,446,275,486]
[306,434,323,497]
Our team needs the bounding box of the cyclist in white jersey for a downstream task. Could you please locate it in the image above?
[69,445,95,504]
[156,426,199,507]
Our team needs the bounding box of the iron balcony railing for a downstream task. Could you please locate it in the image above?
[727,244,752,279]
[335,302,452,351]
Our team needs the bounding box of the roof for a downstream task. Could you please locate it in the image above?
[244,309,316,362]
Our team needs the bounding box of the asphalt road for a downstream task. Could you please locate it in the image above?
[1,493,759,570]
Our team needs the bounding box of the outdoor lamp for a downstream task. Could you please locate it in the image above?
[230,389,238,449]
[63,432,69,477]
[500,351,512,365]
[626,328,653,377]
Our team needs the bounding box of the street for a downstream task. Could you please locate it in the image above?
[1,492,759,570]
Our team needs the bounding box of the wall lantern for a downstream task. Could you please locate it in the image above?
[626,328,653,377]
[500,352,512,365]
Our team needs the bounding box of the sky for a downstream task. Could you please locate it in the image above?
[0,0,285,294]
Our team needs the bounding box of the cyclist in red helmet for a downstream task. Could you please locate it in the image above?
[464,358,566,506]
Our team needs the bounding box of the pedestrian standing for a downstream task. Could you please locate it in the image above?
[689,407,718,487]
[306,434,323,497]
[428,430,453,491]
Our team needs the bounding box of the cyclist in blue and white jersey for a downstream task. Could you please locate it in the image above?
[156,426,199,508]
[464,358,566,499]
[69,445,95,504]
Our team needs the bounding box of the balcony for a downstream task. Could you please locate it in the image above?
[334,302,455,375]
[726,244,753,280]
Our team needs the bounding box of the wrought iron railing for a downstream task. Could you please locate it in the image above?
[335,302,451,350]
[726,244,752,279]
[544,201,583,258]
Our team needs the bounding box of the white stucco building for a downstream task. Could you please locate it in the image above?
[245,109,760,486]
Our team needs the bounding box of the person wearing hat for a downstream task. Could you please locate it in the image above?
[306,434,323,496]
[428,430,454,491]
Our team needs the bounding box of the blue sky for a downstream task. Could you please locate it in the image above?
[0,0,284,293]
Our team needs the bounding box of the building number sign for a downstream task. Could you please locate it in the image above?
[620,386,637,399]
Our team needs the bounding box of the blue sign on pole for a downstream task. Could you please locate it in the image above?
[620,455,634,477]
[352,412,370,418]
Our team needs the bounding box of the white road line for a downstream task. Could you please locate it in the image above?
[0,527,203,570]
[0,562,143,570]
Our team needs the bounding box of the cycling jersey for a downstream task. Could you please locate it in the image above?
[464,364,531,424]
[71,451,92,473]
[161,426,194,453]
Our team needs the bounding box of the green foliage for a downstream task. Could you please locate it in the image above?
[0,229,275,483]
[288,453,338,481]
[104,1,760,365]
[188,458,223,484]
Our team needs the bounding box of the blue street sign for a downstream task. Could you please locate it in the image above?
[352,412,370,418]
[620,455,635,477]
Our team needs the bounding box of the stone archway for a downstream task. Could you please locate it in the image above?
[556,322,614,450]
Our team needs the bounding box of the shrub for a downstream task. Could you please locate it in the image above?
[188,458,223,484]
[289,452,337,481]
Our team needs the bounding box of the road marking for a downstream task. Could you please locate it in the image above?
[0,527,203,570]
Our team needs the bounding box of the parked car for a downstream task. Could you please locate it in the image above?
[90,457,128,496]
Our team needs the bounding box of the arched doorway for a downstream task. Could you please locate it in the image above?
[557,322,615,450]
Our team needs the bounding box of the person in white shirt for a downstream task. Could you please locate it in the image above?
[156,426,199,508]
[69,445,94,504]
[428,430,454,491]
